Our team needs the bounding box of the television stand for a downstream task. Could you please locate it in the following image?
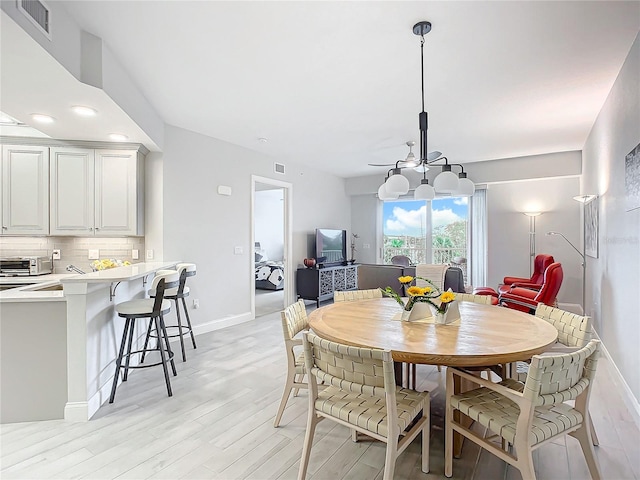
[296,264,359,307]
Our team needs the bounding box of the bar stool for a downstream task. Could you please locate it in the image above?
[109,271,180,403]
[146,263,197,362]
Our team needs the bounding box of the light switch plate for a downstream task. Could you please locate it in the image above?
[234,246,243,255]
[132,249,139,260]
[88,249,99,260]
[146,249,154,259]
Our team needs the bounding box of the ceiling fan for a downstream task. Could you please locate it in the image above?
[368,141,442,167]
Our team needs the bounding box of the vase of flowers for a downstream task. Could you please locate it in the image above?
[383,275,456,322]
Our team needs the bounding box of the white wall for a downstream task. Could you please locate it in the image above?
[161,125,350,331]
[582,33,640,405]
[255,189,284,261]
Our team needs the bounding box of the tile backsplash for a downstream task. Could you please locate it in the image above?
[0,237,145,274]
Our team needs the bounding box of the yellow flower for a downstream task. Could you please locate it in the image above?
[440,291,456,303]
[407,286,423,296]
[398,276,414,285]
[422,286,432,294]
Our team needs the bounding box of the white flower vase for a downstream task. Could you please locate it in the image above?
[401,309,412,322]
[429,304,448,324]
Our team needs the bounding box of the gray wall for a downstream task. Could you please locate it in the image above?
[161,125,350,329]
[582,33,640,405]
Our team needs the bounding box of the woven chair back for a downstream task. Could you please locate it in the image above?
[303,332,395,396]
[454,292,494,305]
[281,300,308,341]
[334,289,383,302]
[523,339,599,405]
[535,304,592,348]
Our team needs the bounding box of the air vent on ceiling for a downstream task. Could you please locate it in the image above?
[274,163,285,175]
[17,0,52,40]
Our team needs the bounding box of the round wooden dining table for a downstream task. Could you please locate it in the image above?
[308,297,558,367]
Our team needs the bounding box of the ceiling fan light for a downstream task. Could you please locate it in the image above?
[454,177,475,196]
[413,163,429,173]
[414,181,435,200]
[385,170,410,195]
[378,182,398,200]
[433,170,459,193]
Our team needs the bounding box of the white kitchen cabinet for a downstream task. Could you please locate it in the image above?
[1,145,50,235]
[50,148,144,236]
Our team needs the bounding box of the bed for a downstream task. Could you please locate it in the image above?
[255,261,285,290]
[255,243,285,290]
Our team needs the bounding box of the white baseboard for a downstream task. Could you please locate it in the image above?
[594,332,640,429]
[192,312,253,336]
[64,401,89,422]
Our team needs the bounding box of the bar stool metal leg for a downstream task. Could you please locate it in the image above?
[110,318,131,403]
[159,313,177,376]
[174,299,187,362]
[181,296,197,349]
[154,315,173,397]
[141,320,154,363]
[123,319,136,381]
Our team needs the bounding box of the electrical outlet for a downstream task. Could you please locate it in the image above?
[52,249,61,260]
[132,249,139,260]
[88,249,99,260]
[193,299,200,309]
[146,249,154,259]
[234,246,243,255]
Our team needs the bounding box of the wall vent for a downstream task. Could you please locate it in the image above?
[274,163,285,175]
[17,0,52,40]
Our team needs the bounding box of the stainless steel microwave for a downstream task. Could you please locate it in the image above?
[0,256,53,276]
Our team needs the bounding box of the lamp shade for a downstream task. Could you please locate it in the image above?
[385,170,410,195]
[378,182,398,200]
[454,177,475,196]
[414,181,435,200]
[433,170,459,193]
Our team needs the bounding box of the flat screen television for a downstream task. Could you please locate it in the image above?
[315,228,347,266]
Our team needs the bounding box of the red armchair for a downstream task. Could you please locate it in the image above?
[473,254,555,303]
[498,262,564,313]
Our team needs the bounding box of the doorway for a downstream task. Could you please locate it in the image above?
[251,175,294,318]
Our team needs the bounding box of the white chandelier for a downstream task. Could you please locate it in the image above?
[378,21,475,200]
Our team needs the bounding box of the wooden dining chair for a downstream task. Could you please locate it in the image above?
[445,339,601,480]
[510,303,599,445]
[299,332,430,480]
[333,288,383,302]
[273,300,309,427]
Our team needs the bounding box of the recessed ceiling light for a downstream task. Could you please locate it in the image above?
[109,133,128,141]
[258,137,268,143]
[31,113,55,124]
[71,105,97,117]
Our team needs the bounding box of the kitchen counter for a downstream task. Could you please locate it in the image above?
[0,261,182,423]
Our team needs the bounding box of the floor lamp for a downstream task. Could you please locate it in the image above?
[546,231,584,314]
[523,212,542,277]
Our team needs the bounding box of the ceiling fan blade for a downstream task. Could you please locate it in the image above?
[427,150,442,161]
[368,163,395,167]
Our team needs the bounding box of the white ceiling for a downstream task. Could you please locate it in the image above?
[3,2,640,178]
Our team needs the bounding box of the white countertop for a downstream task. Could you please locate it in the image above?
[0,262,180,302]
[59,261,180,283]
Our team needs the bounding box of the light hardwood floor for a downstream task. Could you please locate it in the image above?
[1,305,639,480]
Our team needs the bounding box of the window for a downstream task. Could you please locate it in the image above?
[382,197,469,278]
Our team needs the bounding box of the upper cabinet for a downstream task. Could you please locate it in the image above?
[50,147,144,236]
[1,145,50,235]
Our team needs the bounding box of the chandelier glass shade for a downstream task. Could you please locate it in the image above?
[385,169,410,195]
[414,179,435,200]
[378,182,399,200]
